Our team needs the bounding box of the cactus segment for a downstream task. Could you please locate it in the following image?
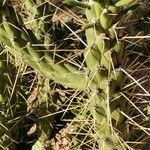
[108,5,119,14]
[115,0,137,7]
[64,0,90,9]
[100,9,113,29]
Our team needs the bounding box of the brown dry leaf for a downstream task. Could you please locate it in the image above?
[49,124,74,150]
[27,87,38,112]
[27,123,37,136]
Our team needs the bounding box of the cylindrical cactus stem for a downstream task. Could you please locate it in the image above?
[64,0,140,149]
[0,4,93,90]
[88,90,125,149]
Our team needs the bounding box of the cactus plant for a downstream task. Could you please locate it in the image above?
[0,0,148,149]
[63,0,142,149]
